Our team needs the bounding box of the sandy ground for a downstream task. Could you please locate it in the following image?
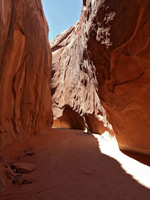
[0,128,150,200]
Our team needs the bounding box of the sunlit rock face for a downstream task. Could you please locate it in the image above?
[51,8,111,134]
[51,0,150,154]
[0,0,52,145]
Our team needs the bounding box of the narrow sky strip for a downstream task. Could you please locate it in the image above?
[41,0,82,40]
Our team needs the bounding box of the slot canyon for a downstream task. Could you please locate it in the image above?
[0,0,150,199]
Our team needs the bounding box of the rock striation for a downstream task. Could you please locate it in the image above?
[51,0,150,154]
[0,0,52,145]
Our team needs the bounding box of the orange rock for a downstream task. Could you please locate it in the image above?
[53,105,85,130]
[0,0,52,145]
[23,148,35,156]
[10,163,37,174]
[51,0,150,154]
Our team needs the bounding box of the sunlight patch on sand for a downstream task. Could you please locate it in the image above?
[93,131,150,190]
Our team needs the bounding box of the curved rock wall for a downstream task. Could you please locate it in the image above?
[0,0,52,145]
[51,20,111,133]
[51,0,150,154]
[53,105,86,130]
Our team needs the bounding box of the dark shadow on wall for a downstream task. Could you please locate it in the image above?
[52,105,86,130]
[122,150,150,166]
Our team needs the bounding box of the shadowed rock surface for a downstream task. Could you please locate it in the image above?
[53,105,86,130]
[51,0,150,154]
[0,0,52,145]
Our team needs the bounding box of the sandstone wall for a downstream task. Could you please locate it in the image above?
[0,0,52,145]
[51,0,150,154]
[53,105,85,130]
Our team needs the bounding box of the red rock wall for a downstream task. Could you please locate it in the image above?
[53,105,85,130]
[0,0,52,145]
[51,0,150,154]
[51,22,111,133]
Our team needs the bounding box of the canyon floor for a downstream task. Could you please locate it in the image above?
[0,128,150,200]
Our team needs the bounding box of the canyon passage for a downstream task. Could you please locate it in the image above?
[0,0,150,199]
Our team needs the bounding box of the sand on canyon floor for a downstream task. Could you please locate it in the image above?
[0,128,150,200]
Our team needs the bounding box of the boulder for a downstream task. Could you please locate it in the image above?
[10,162,37,174]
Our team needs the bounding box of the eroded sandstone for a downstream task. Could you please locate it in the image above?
[53,105,86,130]
[0,0,52,145]
[51,0,150,154]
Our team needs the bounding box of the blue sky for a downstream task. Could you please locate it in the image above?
[41,0,82,40]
